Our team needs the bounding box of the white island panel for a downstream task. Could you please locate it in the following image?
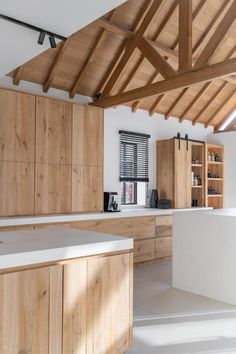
[173,209,236,305]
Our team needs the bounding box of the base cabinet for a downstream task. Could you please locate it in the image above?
[0,253,133,354]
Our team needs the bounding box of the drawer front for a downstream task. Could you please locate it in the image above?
[72,220,106,233]
[155,215,172,226]
[34,223,71,230]
[156,236,172,260]
[132,217,155,240]
[0,226,34,232]
[105,218,132,237]
[134,239,155,263]
[156,225,172,238]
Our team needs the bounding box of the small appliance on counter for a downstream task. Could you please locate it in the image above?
[104,192,121,212]
[158,199,171,209]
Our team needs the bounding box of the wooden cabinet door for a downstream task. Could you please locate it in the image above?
[0,161,34,216]
[72,220,106,233]
[63,253,132,354]
[35,163,72,214]
[0,265,63,354]
[36,97,72,164]
[105,218,132,237]
[174,139,192,208]
[0,89,35,163]
[134,239,155,263]
[156,236,172,260]
[72,165,103,212]
[72,105,103,167]
[131,216,155,240]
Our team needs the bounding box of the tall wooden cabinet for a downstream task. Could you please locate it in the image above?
[157,138,192,208]
[0,89,104,216]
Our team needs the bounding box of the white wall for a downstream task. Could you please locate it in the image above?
[0,0,125,76]
[207,131,236,207]
[104,106,213,204]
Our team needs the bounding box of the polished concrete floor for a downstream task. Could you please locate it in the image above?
[128,260,236,354]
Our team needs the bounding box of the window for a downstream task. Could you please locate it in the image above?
[119,130,150,206]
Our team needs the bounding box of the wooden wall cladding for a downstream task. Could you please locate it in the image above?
[0,89,104,216]
[36,97,72,164]
[0,89,35,162]
[72,105,103,166]
[72,165,103,213]
[35,163,72,214]
[0,161,34,216]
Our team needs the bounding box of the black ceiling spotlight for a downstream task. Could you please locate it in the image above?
[0,13,67,48]
[38,31,46,45]
[49,35,57,49]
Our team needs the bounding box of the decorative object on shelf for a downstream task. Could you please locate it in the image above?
[158,199,171,209]
[192,199,198,207]
[150,189,158,208]
[208,186,219,195]
[215,153,221,162]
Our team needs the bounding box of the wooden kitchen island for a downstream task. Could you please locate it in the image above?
[0,228,133,354]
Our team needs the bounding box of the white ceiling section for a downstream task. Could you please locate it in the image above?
[0,0,125,77]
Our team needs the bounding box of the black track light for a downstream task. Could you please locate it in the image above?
[38,31,46,45]
[49,35,57,48]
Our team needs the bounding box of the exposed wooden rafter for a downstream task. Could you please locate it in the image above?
[205,88,236,127]
[13,66,24,86]
[91,57,236,108]
[93,0,153,97]
[165,88,188,119]
[137,38,177,78]
[179,0,192,73]
[194,0,236,70]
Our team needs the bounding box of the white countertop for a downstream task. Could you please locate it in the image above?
[0,207,212,228]
[0,228,133,270]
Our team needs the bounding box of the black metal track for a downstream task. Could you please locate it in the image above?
[0,13,67,41]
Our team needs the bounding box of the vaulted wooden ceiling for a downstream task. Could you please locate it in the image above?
[8,0,236,130]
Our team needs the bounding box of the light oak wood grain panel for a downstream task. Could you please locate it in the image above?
[63,260,87,354]
[0,89,35,162]
[131,216,155,240]
[0,161,34,216]
[156,225,172,238]
[134,239,155,263]
[72,165,103,213]
[156,236,172,259]
[155,215,173,226]
[35,163,71,214]
[72,220,106,233]
[105,218,132,237]
[36,97,72,164]
[72,104,103,167]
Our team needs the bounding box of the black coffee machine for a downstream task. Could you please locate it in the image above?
[104,192,120,212]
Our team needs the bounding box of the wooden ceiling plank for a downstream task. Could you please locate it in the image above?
[205,88,236,127]
[192,0,230,54]
[90,57,236,108]
[180,44,236,123]
[69,10,116,98]
[137,38,177,78]
[164,87,189,119]
[141,0,206,115]
[100,0,165,98]
[179,82,211,122]
[93,0,153,97]
[194,0,236,70]
[13,66,24,86]
[149,94,165,116]
[192,82,228,125]
[179,0,192,73]
[95,18,133,39]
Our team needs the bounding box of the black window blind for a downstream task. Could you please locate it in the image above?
[119,130,150,182]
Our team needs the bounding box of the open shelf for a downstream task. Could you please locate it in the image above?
[208,178,223,181]
[208,194,223,197]
[191,164,203,167]
[192,185,203,189]
[208,161,223,165]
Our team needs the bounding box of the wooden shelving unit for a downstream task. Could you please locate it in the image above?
[191,142,205,207]
[205,143,224,209]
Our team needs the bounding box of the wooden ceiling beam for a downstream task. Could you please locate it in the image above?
[93,0,153,97]
[164,87,189,119]
[137,38,177,78]
[100,0,165,98]
[179,0,192,73]
[192,82,228,125]
[142,0,206,115]
[13,66,24,86]
[179,82,211,122]
[205,88,236,127]
[194,0,236,70]
[69,10,116,98]
[91,57,236,108]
